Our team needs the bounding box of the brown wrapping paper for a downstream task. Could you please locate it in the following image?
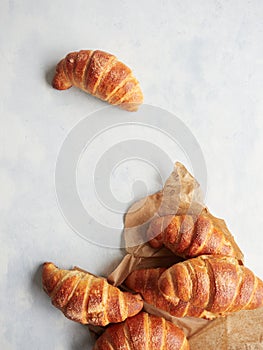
[189,307,263,349]
[108,162,243,285]
[106,162,263,349]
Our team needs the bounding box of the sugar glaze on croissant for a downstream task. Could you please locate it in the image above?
[159,255,263,316]
[52,50,143,111]
[42,262,143,326]
[147,214,241,259]
[93,312,189,350]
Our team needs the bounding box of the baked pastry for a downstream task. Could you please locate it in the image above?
[52,49,143,111]
[147,214,241,259]
[93,312,189,350]
[42,262,143,326]
[159,255,263,316]
[125,267,215,319]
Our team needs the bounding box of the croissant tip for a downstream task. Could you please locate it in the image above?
[52,76,72,90]
[43,261,55,268]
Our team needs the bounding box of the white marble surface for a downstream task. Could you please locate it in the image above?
[1,1,263,349]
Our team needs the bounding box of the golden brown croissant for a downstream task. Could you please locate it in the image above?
[42,262,143,326]
[125,267,215,319]
[93,312,189,350]
[52,50,143,111]
[159,255,263,316]
[147,214,240,259]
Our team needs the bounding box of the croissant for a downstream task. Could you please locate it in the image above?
[125,267,215,319]
[42,262,143,326]
[93,312,189,350]
[147,214,241,259]
[52,49,143,111]
[159,255,263,316]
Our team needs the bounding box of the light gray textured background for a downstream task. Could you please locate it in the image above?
[1,1,263,349]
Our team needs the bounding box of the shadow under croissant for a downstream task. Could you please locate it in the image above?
[45,64,57,87]
[31,263,44,293]
[70,324,94,350]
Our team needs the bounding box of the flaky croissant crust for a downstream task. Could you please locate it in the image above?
[93,312,189,350]
[147,214,241,259]
[52,49,143,111]
[125,256,263,319]
[160,255,263,315]
[42,262,143,326]
[125,267,216,320]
